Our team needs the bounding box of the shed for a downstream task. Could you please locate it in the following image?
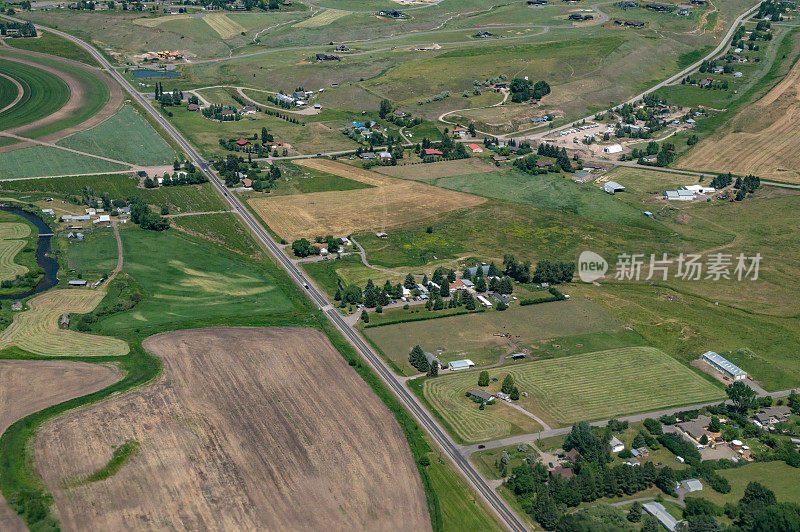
[510,353,526,360]
[449,359,475,371]
[468,388,494,402]
[643,502,678,532]
[603,143,623,154]
[609,436,625,453]
[68,280,87,286]
[702,351,747,380]
[681,479,703,492]
[424,352,441,369]
[602,181,625,194]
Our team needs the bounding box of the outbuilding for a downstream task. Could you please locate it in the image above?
[602,181,626,194]
[702,351,747,380]
[449,359,475,371]
[603,143,623,154]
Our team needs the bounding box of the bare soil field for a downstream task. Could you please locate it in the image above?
[249,159,484,239]
[680,58,800,182]
[35,327,430,531]
[0,359,121,532]
[373,158,500,180]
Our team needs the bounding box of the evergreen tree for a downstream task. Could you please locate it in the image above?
[478,370,490,386]
[501,374,515,394]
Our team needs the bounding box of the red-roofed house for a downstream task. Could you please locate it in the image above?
[242,178,253,187]
[424,148,443,156]
[236,139,251,147]
[467,143,483,153]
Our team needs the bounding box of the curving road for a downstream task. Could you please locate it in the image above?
[6,15,529,532]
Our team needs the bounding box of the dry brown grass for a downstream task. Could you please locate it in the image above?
[249,159,485,239]
[373,158,500,180]
[35,327,430,531]
[0,359,121,532]
[680,59,800,182]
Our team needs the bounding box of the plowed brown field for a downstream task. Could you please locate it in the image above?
[35,327,430,531]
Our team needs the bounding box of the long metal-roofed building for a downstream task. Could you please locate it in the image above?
[643,502,679,532]
[702,351,747,381]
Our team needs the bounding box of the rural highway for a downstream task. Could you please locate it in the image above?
[12,17,529,532]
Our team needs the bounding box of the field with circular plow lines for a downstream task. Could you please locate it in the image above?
[0,289,129,357]
[0,57,70,132]
[423,346,724,442]
[35,327,429,531]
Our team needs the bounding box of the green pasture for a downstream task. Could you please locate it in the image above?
[423,346,724,441]
[301,254,403,300]
[95,228,294,330]
[64,229,119,274]
[0,74,18,110]
[6,30,99,66]
[365,299,621,375]
[0,173,225,213]
[0,145,128,178]
[171,212,262,258]
[274,161,374,195]
[58,104,177,166]
[0,57,69,132]
[686,462,800,508]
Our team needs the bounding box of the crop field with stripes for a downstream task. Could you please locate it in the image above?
[0,289,129,357]
[423,347,724,442]
[0,222,31,282]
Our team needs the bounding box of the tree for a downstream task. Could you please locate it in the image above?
[475,276,487,292]
[427,363,438,377]
[727,381,757,414]
[656,467,677,495]
[379,99,392,119]
[708,416,721,433]
[628,500,642,523]
[644,418,663,435]
[409,345,429,373]
[478,370,490,386]
[501,374,515,394]
[404,273,416,289]
[510,386,520,400]
[642,515,659,532]
[563,421,610,465]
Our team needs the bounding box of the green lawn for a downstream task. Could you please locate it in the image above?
[0,145,128,178]
[470,443,537,480]
[301,254,402,299]
[0,174,225,213]
[58,104,177,166]
[422,346,724,442]
[6,30,99,66]
[365,298,623,375]
[98,228,295,330]
[687,462,800,508]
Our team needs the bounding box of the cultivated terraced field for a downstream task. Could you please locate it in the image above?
[0,222,31,282]
[249,159,485,239]
[423,346,724,441]
[680,57,800,183]
[35,327,430,531]
[0,289,129,357]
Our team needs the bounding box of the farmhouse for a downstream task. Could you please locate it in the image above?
[315,53,340,61]
[377,9,405,18]
[676,415,711,442]
[467,265,491,277]
[702,351,747,380]
[276,93,296,106]
[603,143,623,154]
[468,388,494,402]
[681,479,703,492]
[241,106,257,115]
[602,181,626,194]
[379,151,392,161]
[474,31,494,38]
[535,159,554,168]
[753,406,791,427]
[236,139,251,147]
[449,359,475,371]
[643,502,678,532]
[467,143,484,153]
[527,0,548,4]
[424,149,444,156]
[187,103,200,111]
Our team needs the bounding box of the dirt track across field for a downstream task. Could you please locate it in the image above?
[0,359,122,532]
[0,48,123,152]
[35,327,430,531]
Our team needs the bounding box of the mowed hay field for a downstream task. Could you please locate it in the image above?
[0,289,129,357]
[373,158,501,180]
[293,9,349,28]
[249,159,485,240]
[35,327,430,531]
[680,58,800,182]
[0,360,121,532]
[203,14,246,39]
[0,222,31,282]
[424,347,724,441]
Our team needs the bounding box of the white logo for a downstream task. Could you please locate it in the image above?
[578,251,608,282]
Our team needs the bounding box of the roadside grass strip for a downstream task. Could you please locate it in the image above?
[423,347,724,442]
[0,289,129,356]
